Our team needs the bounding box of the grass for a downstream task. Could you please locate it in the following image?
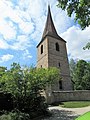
[59,101,90,108]
[75,112,90,120]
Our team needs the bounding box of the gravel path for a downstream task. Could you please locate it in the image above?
[40,106,90,120]
[49,106,90,115]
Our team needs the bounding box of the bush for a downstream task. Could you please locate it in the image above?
[0,91,13,111]
[0,63,60,118]
[0,110,30,120]
[14,93,48,118]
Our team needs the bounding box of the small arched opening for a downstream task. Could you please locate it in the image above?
[59,80,62,90]
[55,42,59,51]
[41,45,43,54]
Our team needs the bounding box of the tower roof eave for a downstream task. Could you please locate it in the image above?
[37,33,66,48]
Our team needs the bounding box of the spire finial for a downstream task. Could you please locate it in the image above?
[47,0,51,11]
[47,0,50,6]
[48,4,50,15]
[42,3,58,39]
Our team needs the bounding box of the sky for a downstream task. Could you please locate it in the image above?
[0,0,90,69]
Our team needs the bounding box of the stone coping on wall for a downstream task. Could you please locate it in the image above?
[53,90,90,93]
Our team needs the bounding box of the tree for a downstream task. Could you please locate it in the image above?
[73,60,90,90]
[57,0,90,49]
[69,58,76,85]
[82,62,90,90]
[57,0,90,29]
[0,63,61,118]
[0,66,7,77]
[83,42,90,50]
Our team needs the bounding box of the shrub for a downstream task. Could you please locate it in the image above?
[0,110,30,120]
[0,91,13,111]
[0,63,61,118]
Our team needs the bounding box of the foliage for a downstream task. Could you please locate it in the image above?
[0,110,30,120]
[0,92,13,111]
[57,0,90,50]
[0,67,7,77]
[72,60,90,90]
[83,42,90,50]
[57,0,90,30]
[60,101,90,108]
[0,63,60,96]
[69,59,76,79]
[0,63,60,118]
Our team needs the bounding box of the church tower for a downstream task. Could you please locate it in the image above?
[37,5,72,91]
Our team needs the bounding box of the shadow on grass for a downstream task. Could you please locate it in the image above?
[40,109,79,120]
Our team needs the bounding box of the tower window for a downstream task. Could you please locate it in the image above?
[58,62,60,67]
[59,80,62,90]
[41,45,43,54]
[55,42,59,51]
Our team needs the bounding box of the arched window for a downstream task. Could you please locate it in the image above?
[55,42,59,51]
[41,45,43,54]
[58,62,60,67]
[59,80,62,90]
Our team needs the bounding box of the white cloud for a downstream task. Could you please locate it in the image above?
[11,35,32,50]
[0,39,9,49]
[0,34,32,50]
[61,26,90,61]
[0,0,17,40]
[0,0,34,49]
[0,0,74,50]
[23,50,32,59]
[19,21,34,35]
[27,0,46,18]
[51,2,74,34]
[0,19,17,40]
[0,54,14,63]
[0,0,90,64]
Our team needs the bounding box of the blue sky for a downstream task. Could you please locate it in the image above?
[0,0,90,69]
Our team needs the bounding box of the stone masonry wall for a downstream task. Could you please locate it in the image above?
[51,90,90,103]
[37,35,72,93]
[48,36,72,90]
[37,38,49,68]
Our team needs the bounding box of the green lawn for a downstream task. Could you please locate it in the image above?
[75,112,90,120]
[59,101,90,108]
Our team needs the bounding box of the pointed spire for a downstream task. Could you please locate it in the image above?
[37,5,66,47]
[42,5,58,39]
